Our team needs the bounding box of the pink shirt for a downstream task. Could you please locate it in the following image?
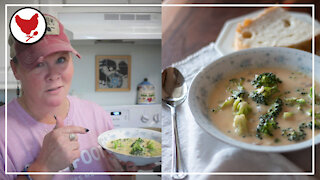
[0,96,114,180]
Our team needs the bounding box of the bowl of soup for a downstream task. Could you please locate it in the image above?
[98,128,161,166]
[189,47,320,152]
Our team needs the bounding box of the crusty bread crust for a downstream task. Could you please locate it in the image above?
[234,7,320,55]
[235,7,279,34]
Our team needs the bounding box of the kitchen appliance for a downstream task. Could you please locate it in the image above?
[103,104,161,129]
[58,12,161,40]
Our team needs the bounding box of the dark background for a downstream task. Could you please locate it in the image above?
[162,0,320,68]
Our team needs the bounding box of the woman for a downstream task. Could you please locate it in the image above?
[0,14,151,180]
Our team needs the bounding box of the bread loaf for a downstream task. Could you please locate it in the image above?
[234,7,320,55]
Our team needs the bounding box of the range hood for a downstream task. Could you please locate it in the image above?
[58,12,161,40]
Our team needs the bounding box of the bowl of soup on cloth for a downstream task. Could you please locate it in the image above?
[189,47,320,152]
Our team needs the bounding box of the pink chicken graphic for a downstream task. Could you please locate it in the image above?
[15,13,39,42]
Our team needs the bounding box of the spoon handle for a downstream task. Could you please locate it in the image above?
[171,106,187,179]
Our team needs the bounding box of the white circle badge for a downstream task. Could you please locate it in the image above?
[10,7,46,44]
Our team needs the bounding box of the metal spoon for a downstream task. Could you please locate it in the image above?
[162,67,188,179]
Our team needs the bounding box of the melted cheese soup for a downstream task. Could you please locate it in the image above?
[107,138,161,157]
[208,67,320,146]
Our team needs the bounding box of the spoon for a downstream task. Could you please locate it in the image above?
[162,67,188,179]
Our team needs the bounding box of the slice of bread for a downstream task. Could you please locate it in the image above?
[234,7,320,55]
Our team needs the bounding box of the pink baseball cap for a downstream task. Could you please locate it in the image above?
[8,14,80,68]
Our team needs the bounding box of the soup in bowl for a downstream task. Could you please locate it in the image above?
[106,137,161,157]
[98,128,161,166]
[189,47,320,152]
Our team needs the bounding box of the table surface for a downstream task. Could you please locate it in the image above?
[162,1,320,174]
[162,0,320,68]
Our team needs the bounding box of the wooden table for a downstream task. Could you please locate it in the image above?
[162,0,320,68]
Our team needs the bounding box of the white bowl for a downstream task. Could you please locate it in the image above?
[98,128,161,166]
[189,47,320,153]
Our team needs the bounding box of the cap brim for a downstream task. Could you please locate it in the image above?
[16,38,81,68]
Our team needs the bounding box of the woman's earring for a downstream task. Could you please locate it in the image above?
[16,81,20,97]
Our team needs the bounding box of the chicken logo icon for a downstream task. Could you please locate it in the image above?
[10,7,46,44]
[15,13,39,42]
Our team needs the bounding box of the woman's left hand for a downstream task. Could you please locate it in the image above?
[104,151,156,172]
[103,151,156,180]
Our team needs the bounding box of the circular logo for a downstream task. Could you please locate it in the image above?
[10,7,46,44]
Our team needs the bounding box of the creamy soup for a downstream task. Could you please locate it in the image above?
[107,138,161,157]
[208,67,320,146]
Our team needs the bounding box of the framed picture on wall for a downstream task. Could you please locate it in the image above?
[95,55,131,91]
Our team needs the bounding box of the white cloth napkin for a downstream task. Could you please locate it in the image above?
[161,43,319,180]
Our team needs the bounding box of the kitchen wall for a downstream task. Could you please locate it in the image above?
[70,40,161,106]
[0,90,15,104]
[1,2,161,106]
[1,41,161,106]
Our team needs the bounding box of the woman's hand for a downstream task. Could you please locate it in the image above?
[103,151,156,180]
[29,116,88,172]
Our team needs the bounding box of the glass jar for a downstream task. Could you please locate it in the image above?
[137,78,156,104]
